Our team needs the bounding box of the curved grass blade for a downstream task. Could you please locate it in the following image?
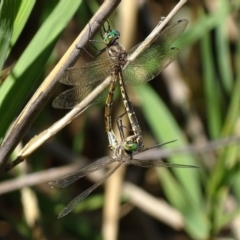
[0,0,15,71]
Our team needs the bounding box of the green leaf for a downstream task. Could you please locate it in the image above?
[0,0,83,139]
[134,85,209,238]
[200,29,221,139]
[215,0,233,94]
[135,85,201,203]
[0,0,16,71]
[9,0,36,53]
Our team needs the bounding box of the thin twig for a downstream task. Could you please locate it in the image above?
[123,182,184,230]
[0,163,82,195]
[135,135,240,160]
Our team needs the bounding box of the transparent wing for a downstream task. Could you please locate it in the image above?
[130,159,198,168]
[48,156,115,188]
[123,19,188,85]
[58,162,122,218]
[123,48,179,86]
[54,57,115,109]
[52,81,110,109]
[130,137,197,168]
[59,58,112,86]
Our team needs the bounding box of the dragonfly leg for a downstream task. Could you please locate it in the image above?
[116,111,131,141]
[75,22,108,58]
[101,20,111,38]
[116,111,142,142]
[76,40,107,59]
[116,111,140,154]
[88,20,118,58]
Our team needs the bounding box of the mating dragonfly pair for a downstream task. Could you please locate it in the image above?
[49,19,197,218]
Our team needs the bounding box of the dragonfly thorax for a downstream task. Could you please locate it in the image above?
[113,144,131,161]
[107,42,128,70]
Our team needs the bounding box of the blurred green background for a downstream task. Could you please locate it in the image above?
[1,0,240,239]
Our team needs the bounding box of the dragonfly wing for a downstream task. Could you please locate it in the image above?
[128,19,188,55]
[123,19,188,85]
[59,58,112,86]
[130,159,198,168]
[52,81,110,109]
[48,156,115,188]
[155,19,188,47]
[58,162,122,218]
[123,48,179,85]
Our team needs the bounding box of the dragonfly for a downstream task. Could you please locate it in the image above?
[49,111,197,218]
[53,19,189,151]
[50,19,197,218]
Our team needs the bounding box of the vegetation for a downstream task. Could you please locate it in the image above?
[0,0,240,239]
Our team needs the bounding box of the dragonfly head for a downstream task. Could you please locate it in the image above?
[103,30,120,45]
[123,135,139,153]
[123,140,138,153]
[123,134,144,153]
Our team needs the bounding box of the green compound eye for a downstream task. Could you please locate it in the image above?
[123,141,138,152]
[103,30,120,44]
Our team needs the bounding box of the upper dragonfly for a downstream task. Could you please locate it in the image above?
[53,19,189,151]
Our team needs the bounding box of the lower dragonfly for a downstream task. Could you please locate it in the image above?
[49,109,197,218]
